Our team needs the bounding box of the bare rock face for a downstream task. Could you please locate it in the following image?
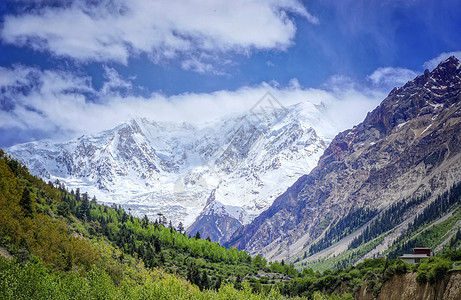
[357,271,461,300]
[227,56,461,260]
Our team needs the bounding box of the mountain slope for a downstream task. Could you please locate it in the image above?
[0,148,293,298]
[227,56,461,261]
[2,148,461,299]
[7,101,334,243]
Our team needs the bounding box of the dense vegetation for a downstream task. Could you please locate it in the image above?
[307,208,377,256]
[0,255,287,300]
[282,258,408,298]
[348,193,430,250]
[0,149,343,299]
[285,252,460,298]
[386,181,461,258]
[409,182,461,233]
[1,149,461,299]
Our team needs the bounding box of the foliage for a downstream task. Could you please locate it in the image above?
[386,187,461,259]
[276,258,410,298]
[2,149,461,299]
[415,257,452,284]
[349,193,429,250]
[0,256,287,300]
[411,182,461,232]
[309,208,377,255]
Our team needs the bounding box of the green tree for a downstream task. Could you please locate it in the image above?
[142,215,149,229]
[214,276,222,291]
[78,192,90,221]
[57,201,70,217]
[19,188,33,217]
[200,270,209,290]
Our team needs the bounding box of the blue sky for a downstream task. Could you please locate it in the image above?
[1,0,461,147]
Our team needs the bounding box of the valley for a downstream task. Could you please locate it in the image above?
[2,1,461,298]
[2,50,461,300]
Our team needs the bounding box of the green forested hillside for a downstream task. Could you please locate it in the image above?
[0,149,335,299]
[0,149,291,298]
[1,149,460,299]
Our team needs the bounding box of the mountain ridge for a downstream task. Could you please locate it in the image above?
[7,101,335,241]
[227,56,461,261]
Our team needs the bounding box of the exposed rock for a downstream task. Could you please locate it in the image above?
[227,56,461,261]
[357,271,461,300]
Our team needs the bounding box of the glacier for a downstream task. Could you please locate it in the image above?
[7,100,338,234]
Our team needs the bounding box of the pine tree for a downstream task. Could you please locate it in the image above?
[169,220,175,233]
[178,221,184,233]
[153,236,161,252]
[200,271,209,290]
[57,201,70,217]
[235,274,242,290]
[142,215,149,229]
[214,276,222,291]
[19,188,33,217]
[78,192,90,221]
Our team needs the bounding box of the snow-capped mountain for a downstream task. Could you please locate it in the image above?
[7,99,337,240]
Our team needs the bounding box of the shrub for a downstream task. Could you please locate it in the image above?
[416,257,451,284]
[259,276,269,284]
[392,260,408,274]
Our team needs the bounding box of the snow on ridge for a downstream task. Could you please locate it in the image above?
[7,101,337,227]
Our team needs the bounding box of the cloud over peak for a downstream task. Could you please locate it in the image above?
[1,0,316,67]
[423,51,461,71]
[368,67,418,90]
[0,64,384,147]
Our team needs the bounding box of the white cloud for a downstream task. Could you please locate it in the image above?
[323,75,359,92]
[288,78,301,89]
[423,51,461,70]
[368,67,418,89]
[100,66,133,96]
[0,65,384,146]
[181,57,223,75]
[1,0,317,68]
[322,74,387,131]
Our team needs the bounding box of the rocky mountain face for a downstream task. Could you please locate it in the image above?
[227,56,461,260]
[357,271,461,300]
[7,100,334,243]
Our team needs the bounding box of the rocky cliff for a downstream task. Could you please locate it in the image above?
[357,271,461,300]
[227,56,461,260]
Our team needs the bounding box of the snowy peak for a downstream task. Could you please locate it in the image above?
[7,101,335,236]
